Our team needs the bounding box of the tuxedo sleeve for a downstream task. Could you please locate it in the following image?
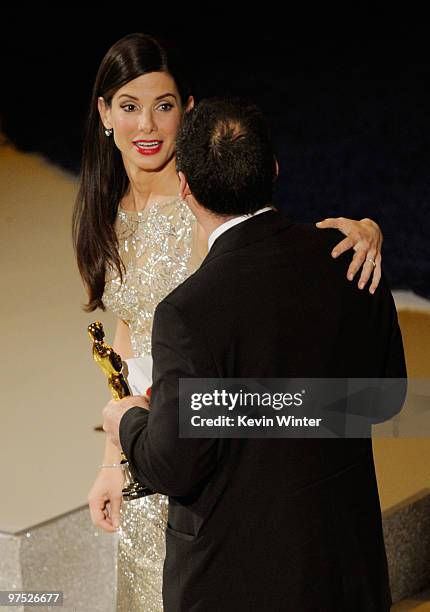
[379,290,408,420]
[384,292,407,379]
[368,287,408,424]
[118,299,218,498]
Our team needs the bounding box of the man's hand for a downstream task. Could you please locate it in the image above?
[102,395,150,449]
[315,217,383,294]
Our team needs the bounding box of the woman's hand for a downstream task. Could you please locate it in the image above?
[316,217,382,294]
[88,466,125,532]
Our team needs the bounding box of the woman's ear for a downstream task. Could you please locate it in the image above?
[98,96,112,130]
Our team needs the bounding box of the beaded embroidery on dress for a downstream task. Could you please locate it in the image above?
[102,196,204,611]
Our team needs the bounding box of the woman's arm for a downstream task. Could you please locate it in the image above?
[113,318,134,359]
[88,318,133,532]
[316,217,382,294]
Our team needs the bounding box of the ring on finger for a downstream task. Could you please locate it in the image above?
[366,257,376,267]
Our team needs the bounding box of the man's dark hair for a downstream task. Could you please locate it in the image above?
[176,97,277,215]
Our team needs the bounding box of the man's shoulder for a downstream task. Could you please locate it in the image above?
[230,214,345,266]
[154,263,206,319]
[159,215,343,300]
[243,211,345,254]
[282,217,343,250]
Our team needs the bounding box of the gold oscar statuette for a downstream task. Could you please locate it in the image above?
[88,321,154,501]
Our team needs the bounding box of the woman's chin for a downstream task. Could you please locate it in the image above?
[135,152,175,172]
[138,158,170,173]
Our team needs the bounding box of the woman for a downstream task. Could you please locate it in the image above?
[72,33,383,611]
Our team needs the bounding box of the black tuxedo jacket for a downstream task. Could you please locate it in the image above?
[119,209,406,612]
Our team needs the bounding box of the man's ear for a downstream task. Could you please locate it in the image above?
[185,95,195,112]
[178,171,192,200]
[98,96,112,130]
[273,156,279,182]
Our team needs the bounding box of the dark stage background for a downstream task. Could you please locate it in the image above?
[1,25,429,297]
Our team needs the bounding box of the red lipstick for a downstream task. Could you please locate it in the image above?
[133,140,163,156]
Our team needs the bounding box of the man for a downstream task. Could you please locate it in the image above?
[103,98,406,611]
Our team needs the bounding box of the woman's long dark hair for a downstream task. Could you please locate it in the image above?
[72,33,192,312]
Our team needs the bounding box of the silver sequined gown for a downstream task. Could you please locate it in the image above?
[102,197,205,611]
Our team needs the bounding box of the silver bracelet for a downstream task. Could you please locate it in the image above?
[99,463,124,469]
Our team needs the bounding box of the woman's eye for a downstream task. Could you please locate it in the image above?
[157,102,174,112]
[121,104,136,112]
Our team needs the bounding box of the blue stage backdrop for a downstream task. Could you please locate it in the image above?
[1,29,428,298]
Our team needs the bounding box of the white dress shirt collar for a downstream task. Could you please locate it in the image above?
[207,206,274,252]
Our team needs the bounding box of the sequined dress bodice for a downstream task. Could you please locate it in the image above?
[102,196,204,356]
[101,196,205,611]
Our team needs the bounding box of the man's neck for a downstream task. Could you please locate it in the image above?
[192,205,276,253]
[196,212,239,239]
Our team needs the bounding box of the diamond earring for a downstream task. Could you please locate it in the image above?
[104,128,113,137]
